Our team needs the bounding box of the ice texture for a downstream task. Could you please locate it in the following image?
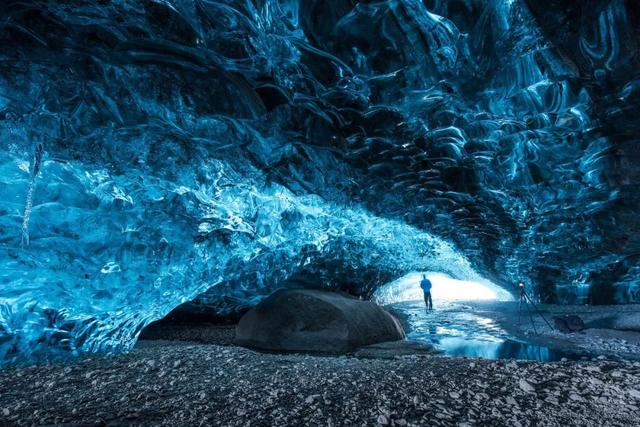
[0,0,639,363]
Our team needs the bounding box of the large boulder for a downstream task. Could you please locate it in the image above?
[235,289,405,353]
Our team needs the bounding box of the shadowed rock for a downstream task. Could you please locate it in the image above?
[235,289,405,353]
[553,315,586,333]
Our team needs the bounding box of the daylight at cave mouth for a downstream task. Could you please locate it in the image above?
[1,0,640,426]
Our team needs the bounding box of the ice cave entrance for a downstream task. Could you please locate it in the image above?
[373,272,513,306]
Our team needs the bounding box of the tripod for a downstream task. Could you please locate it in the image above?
[517,283,554,333]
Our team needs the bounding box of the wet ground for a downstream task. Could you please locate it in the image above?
[389,301,586,362]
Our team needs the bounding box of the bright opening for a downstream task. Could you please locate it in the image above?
[373,272,513,305]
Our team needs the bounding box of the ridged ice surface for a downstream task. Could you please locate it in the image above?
[1,0,639,363]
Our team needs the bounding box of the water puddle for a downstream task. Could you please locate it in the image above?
[390,301,584,362]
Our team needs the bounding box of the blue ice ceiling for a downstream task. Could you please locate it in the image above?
[0,0,639,363]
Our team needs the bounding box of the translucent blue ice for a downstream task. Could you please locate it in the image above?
[0,0,638,363]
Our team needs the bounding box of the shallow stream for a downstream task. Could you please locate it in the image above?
[390,301,584,362]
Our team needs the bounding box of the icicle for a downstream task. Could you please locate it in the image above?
[21,143,44,247]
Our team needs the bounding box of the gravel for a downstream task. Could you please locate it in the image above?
[1,339,639,426]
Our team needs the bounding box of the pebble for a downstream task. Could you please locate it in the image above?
[305,395,320,404]
[0,340,639,426]
[518,379,535,393]
[376,414,389,425]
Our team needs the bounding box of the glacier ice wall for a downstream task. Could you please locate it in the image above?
[0,0,639,363]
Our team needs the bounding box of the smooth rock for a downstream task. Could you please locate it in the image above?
[235,289,405,353]
[553,315,585,333]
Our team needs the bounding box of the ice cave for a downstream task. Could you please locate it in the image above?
[1,0,639,425]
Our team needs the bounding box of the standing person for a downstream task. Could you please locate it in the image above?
[420,274,433,310]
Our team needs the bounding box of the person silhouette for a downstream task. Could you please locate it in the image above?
[420,274,433,310]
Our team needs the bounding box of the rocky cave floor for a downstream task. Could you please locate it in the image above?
[1,303,640,427]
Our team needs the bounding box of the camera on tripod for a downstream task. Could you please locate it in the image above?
[515,281,553,333]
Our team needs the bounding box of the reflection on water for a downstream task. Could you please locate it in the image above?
[391,301,583,362]
[436,337,581,361]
